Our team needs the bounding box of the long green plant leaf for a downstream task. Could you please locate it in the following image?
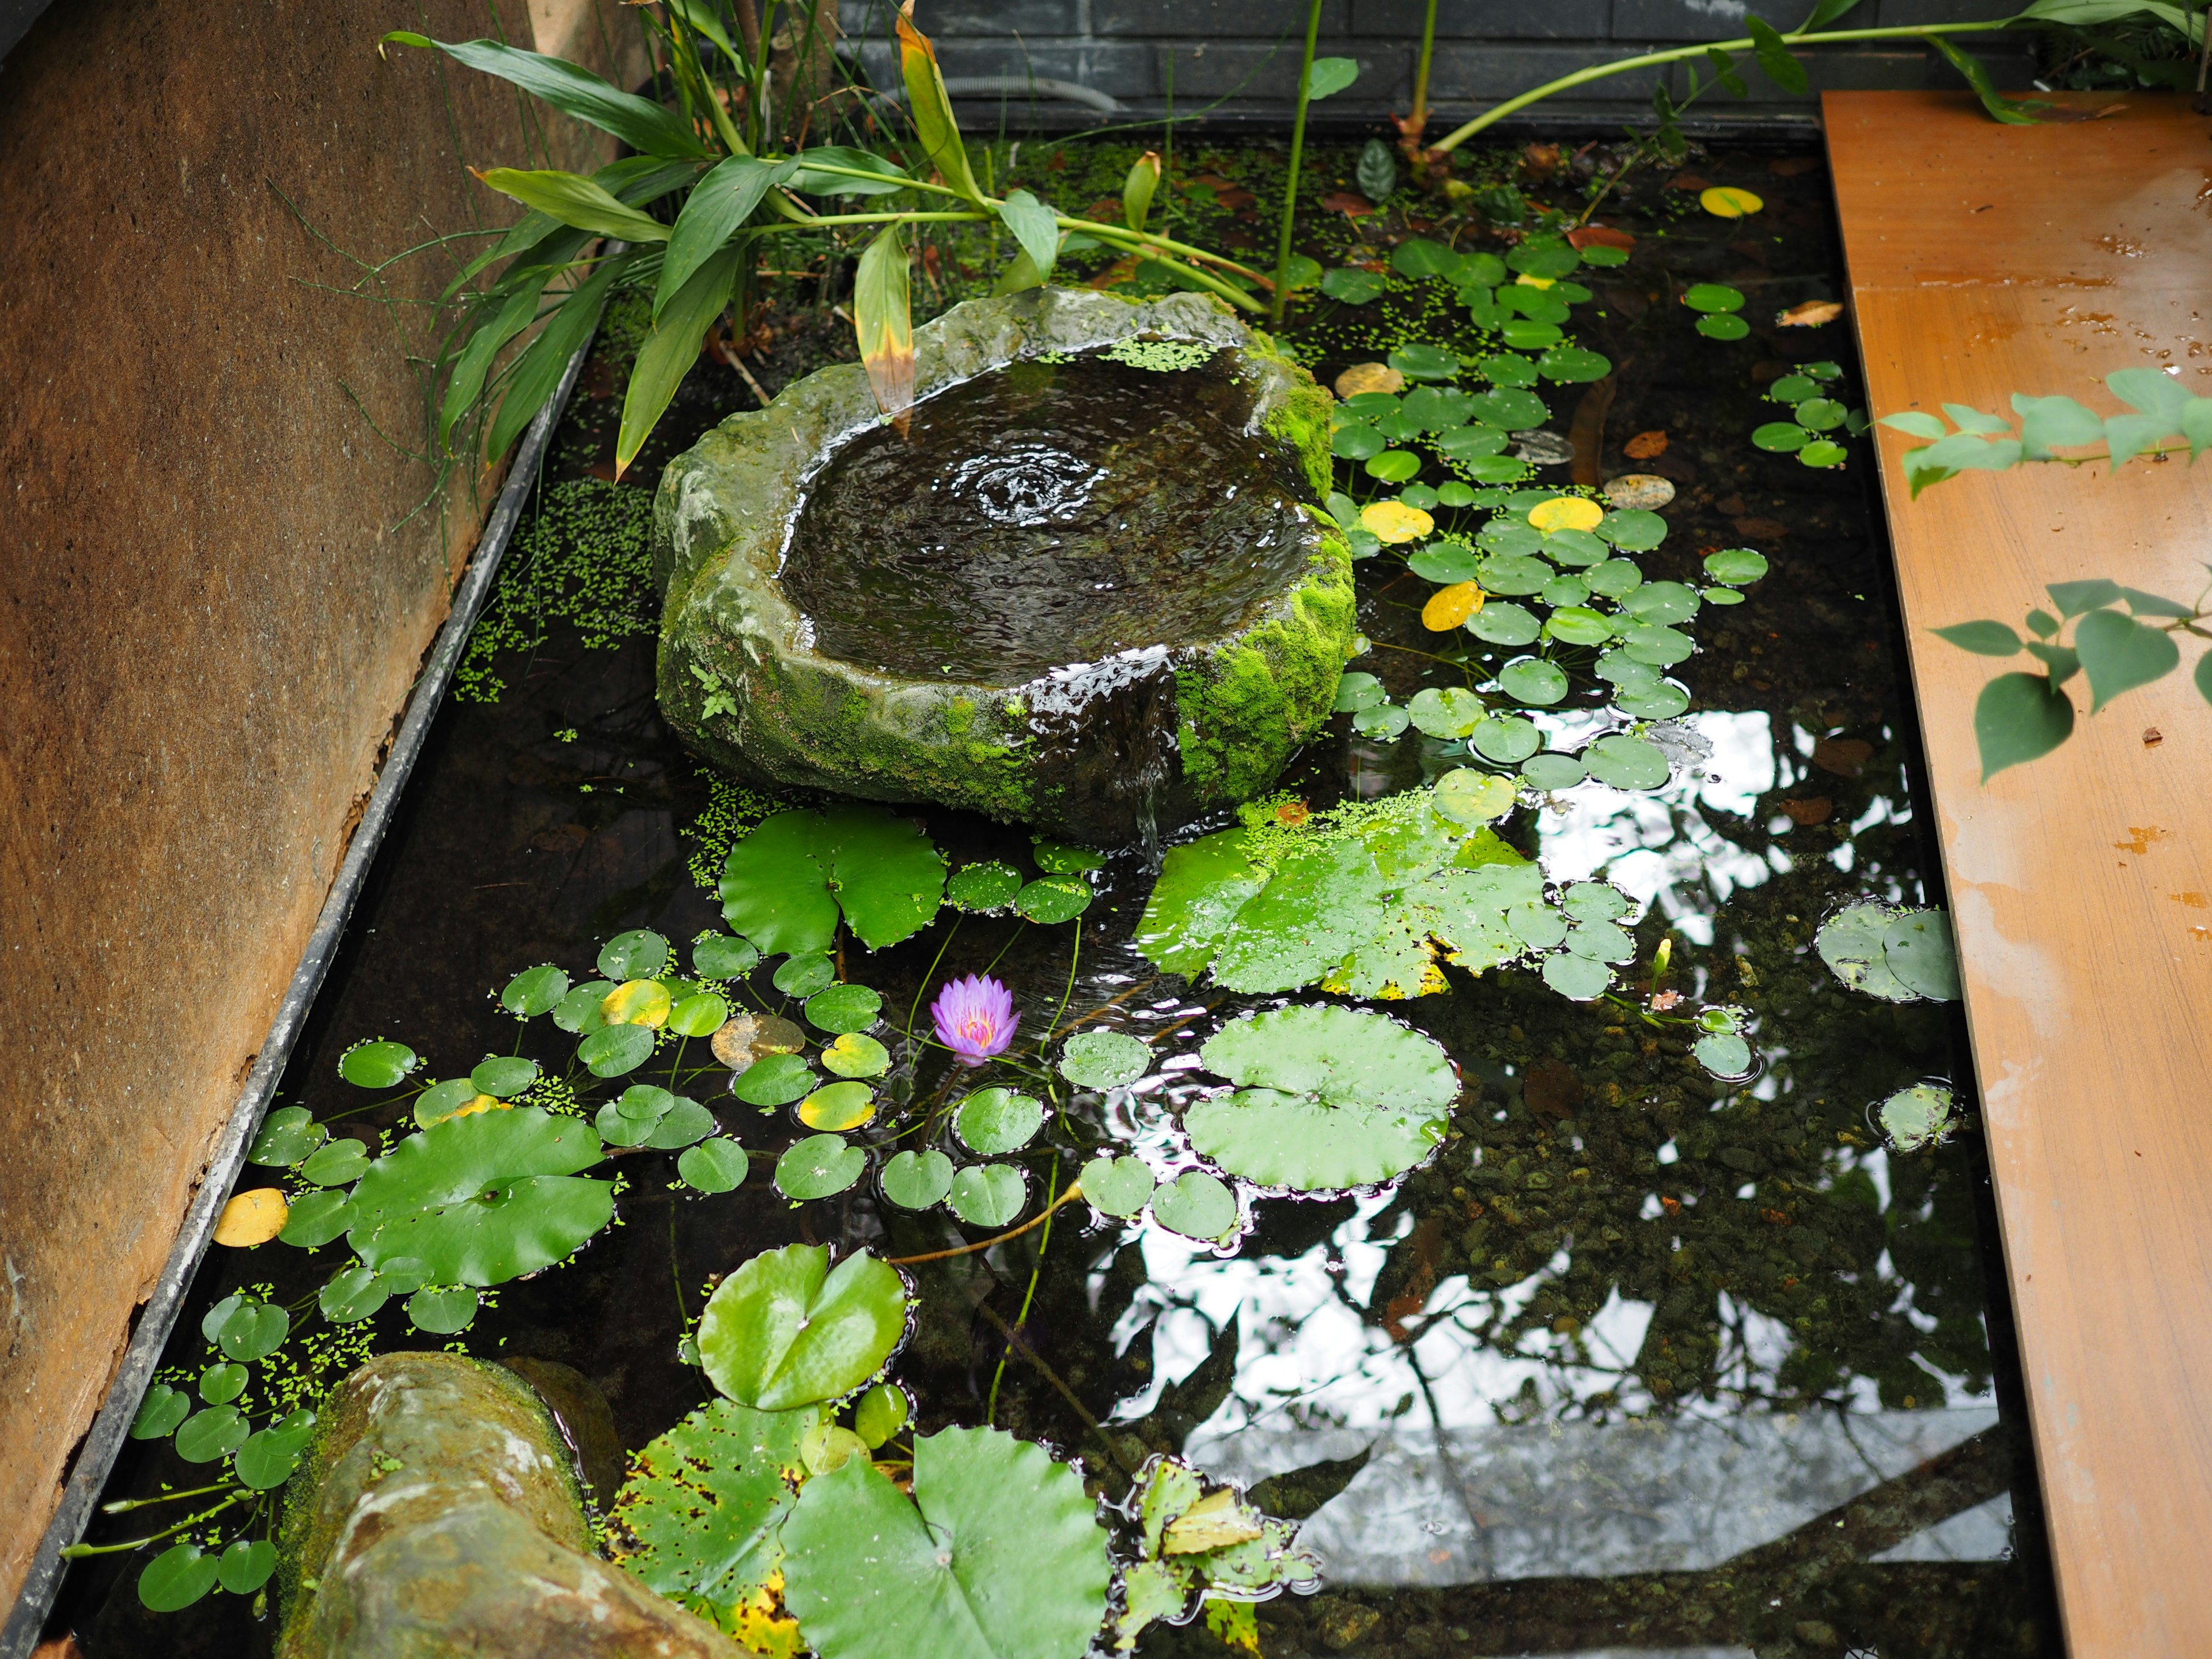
[619,244,741,477]
[475,168,672,243]
[895,10,985,203]
[994,190,1060,284]
[1928,36,2047,122]
[382,33,710,158]
[854,224,914,423]
[487,252,632,461]
[660,156,796,317]
[441,278,548,452]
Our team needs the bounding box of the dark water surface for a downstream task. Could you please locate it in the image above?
[59,142,2059,1659]
[781,351,1312,684]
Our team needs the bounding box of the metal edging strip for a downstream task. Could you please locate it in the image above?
[0,332,597,1659]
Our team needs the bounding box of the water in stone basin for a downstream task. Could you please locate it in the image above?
[778,351,1312,685]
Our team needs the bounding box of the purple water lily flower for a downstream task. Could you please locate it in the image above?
[932,974,1020,1065]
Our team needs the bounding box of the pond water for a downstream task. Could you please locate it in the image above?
[57,141,2061,1659]
[781,350,1311,684]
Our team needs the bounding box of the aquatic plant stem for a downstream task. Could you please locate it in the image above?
[1271,0,1327,325]
[988,1153,1063,1425]
[99,1480,237,1516]
[905,916,963,1043]
[885,1182,1085,1266]
[974,1298,1139,1480]
[1431,20,2024,151]
[61,1493,246,1557]
[1407,0,1439,145]
[1041,918,1083,1050]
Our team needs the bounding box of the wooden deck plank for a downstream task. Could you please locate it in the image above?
[1825,92,2212,1656]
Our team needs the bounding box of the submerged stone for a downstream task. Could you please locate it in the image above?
[652,289,1354,844]
[277,1351,740,1659]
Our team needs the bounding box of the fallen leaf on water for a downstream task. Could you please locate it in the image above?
[1361,500,1433,543]
[1810,737,1873,778]
[1700,185,1765,218]
[1777,300,1842,327]
[1570,224,1635,250]
[1781,797,1834,825]
[1768,155,1825,177]
[1733,516,1789,540]
[1422,582,1484,630]
[1335,361,1404,398]
[1667,173,1713,191]
[1320,191,1376,217]
[1603,474,1675,510]
[1624,430,1668,459]
[214,1188,290,1248]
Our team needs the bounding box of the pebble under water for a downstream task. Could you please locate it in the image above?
[57,141,2059,1659]
[779,351,1312,684]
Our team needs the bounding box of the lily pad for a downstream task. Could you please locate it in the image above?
[669,992,730,1037]
[131,1384,191,1441]
[1080,1154,1157,1218]
[774,1135,868,1201]
[1705,547,1769,585]
[248,1107,326,1168]
[949,1164,1028,1227]
[881,1149,956,1209]
[781,1427,1112,1659]
[1433,768,1514,824]
[800,1082,877,1132]
[721,806,946,954]
[948,861,1024,912]
[1816,901,1956,1002]
[1150,1171,1239,1242]
[1877,1083,1957,1152]
[339,1040,418,1089]
[1059,1030,1150,1089]
[579,1022,656,1077]
[679,1138,751,1194]
[1582,734,1671,790]
[175,1404,249,1464]
[1016,877,1092,923]
[217,1539,278,1595]
[820,1033,891,1079]
[1188,1006,1456,1192]
[1540,951,1613,999]
[956,1088,1044,1154]
[699,1243,907,1408]
[612,1397,817,1623]
[733,1052,816,1106]
[1692,1031,1755,1080]
[1498,657,1570,706]
[407,1286,482,1335]
[694,933,762,979]
[773,953,837,997]
[318,1264,389,1324]
[1883,910,1961,1001]
[501,964,570,1015]
[1521,752,1586,791]
[346,1108,612,1287]
[138,1545,219,1612]
[1407,686,1486,738]
[234,1410,316,1490]
[206,1296,289,1362]
[470,1056,538,1098]
[1470,715,1543,764]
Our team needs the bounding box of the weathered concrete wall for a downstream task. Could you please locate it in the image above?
[0,0,649,1613]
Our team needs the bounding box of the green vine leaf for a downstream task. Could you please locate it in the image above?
[1973,672,2074,781]
[1932,620,2021,657]
[2074,607,2180,713]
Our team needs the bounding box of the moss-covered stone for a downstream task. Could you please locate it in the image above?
[653,287,1353,843]
[276,1352,739,1659]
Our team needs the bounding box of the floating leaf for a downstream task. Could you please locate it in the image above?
[1016,877,1092,923]
[853,1384,910,1449]
[1521,751,1585,791]
[1360,501,1433,543]
[734,1052,816,1106]
[339,1040,418,1089]
[949,1164,1027,1227]
[579,1022,656,1077]
[1498,657,1569,705]
[319,1265,389,1324]
[175,1404,249,1464]
[1815,902,1914,1002]
[198,1365,245,1410]
[408,1286,482,1334]
[278,1188,354,1248]
[130,1384,191,1441]
[1059,1030,1151,1089]
[501,964,571,1016]
[1189,1006,1456,1192]
[1365,450,1421,483]
[214,1188,289,1248]
[1150,1171,1239,1242]
[1705,548,1769,585]
[1540,951,1613,999]
[1582,734,1671,790]
[1692,1031,1755,1080]
[722,807,945,953]
[700,1244,907,1409]
[1700,185,1764,217]
[471,1055,539,1097]
[347,1107,611,1286]
[781,1427,1112,1659]
[680,1138,751,1194]
[1883,910,1961,1001]
[805,984,884,1035]
[247,1105,326,1167]
[1682,283,1745,313]
[801,1082,877,1132]
[1351,703,1410,740]
[1697,313,1752,340]
[1388,344,1461,381]
[1320,268,1386,304]
[1080,1154,1157,1218]
[600,929,671,980]
[300,1137,372,1188]
[694,934,762,980]
[215,1538,278,1595]
[669,991,731,1038]
[821,1033,891,1080]
[211,1297,289,1362]
[646,1098,717,1150]
[955,1088,1044,1155]
[1433,768,1514,824]
[138,1544,219,1612]
[1877,1084,1957,1152]
[774,953,838,998]
[881,1149,956,1209]
[949,861,1024,912]
[774,1135,868,1202]
[1407,686,1485,737]
[553,979,617,1034]
[1470,715,1542,764]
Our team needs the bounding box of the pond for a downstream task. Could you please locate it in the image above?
[56,138,2061,1659]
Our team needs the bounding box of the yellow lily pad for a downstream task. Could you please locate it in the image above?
[1359,501,1434,544]
[449,1092,510,1120]
[1700,185,1764,218]
[214,1188,290,1248]
[602,978,673,1028]
[1333,361,1404,398]
[1528,495,1604,533]
[798,1081,877,1132]
[820,1032,891,1079]
[1421,581,1486,631]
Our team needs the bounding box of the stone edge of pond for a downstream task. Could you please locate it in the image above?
[650,286,1354,843]
[275,1351,741,1659]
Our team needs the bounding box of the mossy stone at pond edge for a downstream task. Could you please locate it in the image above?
[652,288,1354,843]
[276,1351,740,1659]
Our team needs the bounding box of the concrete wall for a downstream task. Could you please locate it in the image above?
[0,0,647,1615]
[846,0,2033,130]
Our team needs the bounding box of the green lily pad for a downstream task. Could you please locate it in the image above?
[781,1427,1112,1659]
[1150,1171,1239,1242]
[1582,734,1671,790]
[207,1296,289,1362]
[1546,606,1615,646]
[1016,877,1092,923]
[820,1033,891,1079]
[853,1384,910,1449]
[552,980,616,1034]
[700,1243,907,1408]
[1538,346,1612,382]
[1059,1030,1151,1089]
[501,964,570,1016]
[248,1106,325,1168]
[1705,547,1770,584]
[318,1264,389,1324]
[1883,910,1961,1001]
[138,1545,219,1612]
[1753,421,1810,452]
[1408,541,1481,584]
[1079,1154,1157,1218]
[407,1286,482,1334]
[1564,918,1635,961]
[1817,901,1957,1002]
[1683,283,1745,313]
[1189,1006,1456,1192]
[339,1040,418,1089]
[1389,344,1462,381]
[1620,580,1701,627]
[1693,1031,1755,1079]
[679,1138,751,1194]
[1540,951,1613,999]
[948,861,1023,912]
[1520,751,1586,790]
[197,1361,245,1405]
[955,1088,1044,1155]
[471,1056,539,1098]
[579,1022,656,1077]
[1475,553,1554,596]
[1365,450,1421,483]
[1036,842,1112,876]
[733,1052,815,1106]
[1620,624,1694,667]
[694,933,761,979]
[800,1082,876,1133]
[1334,672,1385,713]
[346,1107,611,1287]
[774,1135,868,1202]
[1332,425,1385,460]
[1877,1083,1957,1152]
[722,807,946,955]
[881,1149,956,1210]
[1320,267,1386,304]
[599,929,670,980]
[234,1410,316,1490]
[1433,768,1514,824]
[1562,882,1631,922]
[174,1404,249,1464]
[277,1188,354,1248]
[1498,658,1570,705]
[216,1539,277,1596]
[1407,686,1486,738]
[949,1164,1027,1227]
[669,991,732,1037]
[1351,704,1410,740]
[611,1397,817,1622]
[131,1384,190,1441]
[644,1097,717,1149]
[1470,715,1542,764]
[774,953,838,997]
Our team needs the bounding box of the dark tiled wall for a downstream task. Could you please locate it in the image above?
[843,0,2031,131]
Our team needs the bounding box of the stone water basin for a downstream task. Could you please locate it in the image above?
[651,289,1354,844]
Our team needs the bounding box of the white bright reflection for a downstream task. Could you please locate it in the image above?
[1534,711,1781,946]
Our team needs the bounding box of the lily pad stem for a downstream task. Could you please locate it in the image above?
[974,1297,1140,1481]
[884,1181,1086,1266]
[988,1152,1063,1425]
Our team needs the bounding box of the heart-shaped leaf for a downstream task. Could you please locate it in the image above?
[775,1134,868,1200]
[1058,1031,1150,1089]
[1150,1171,1238,1242]
[699,1243,909,1409]
[679,1138,751,1194]
[949,1164,1026,1227]
[955,1089,1043,1155]
[1079,1154,1156,1218]
[881,1149,956,1209]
